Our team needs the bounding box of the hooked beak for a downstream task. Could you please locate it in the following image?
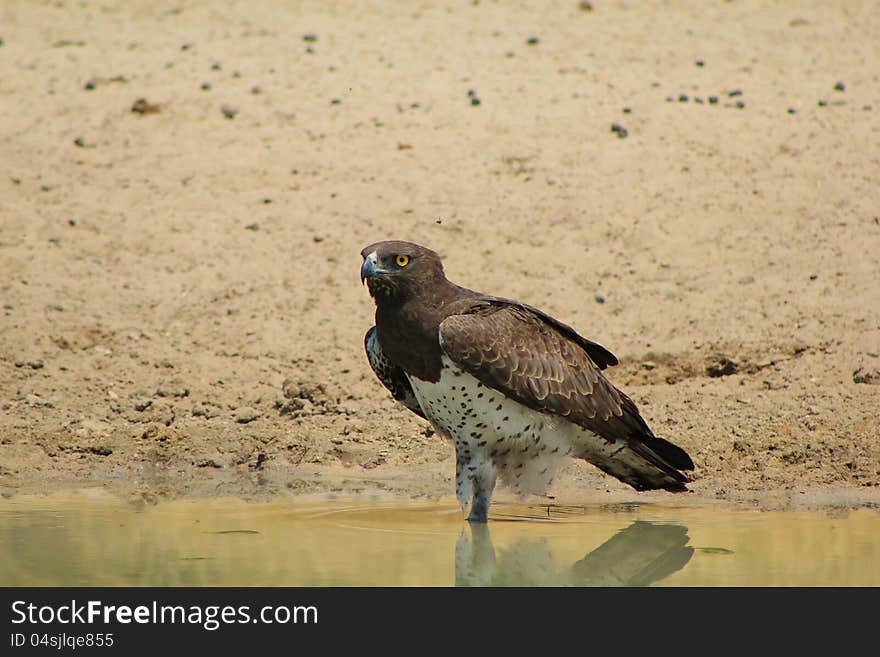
[360,252,378,284]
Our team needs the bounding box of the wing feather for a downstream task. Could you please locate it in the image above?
[438,304,694,479]
[364,326,426,420]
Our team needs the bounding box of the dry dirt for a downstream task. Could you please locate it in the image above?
[1,1,879,511]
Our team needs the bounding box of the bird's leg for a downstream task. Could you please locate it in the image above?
[466,464,497,523]
[467,493,490,523]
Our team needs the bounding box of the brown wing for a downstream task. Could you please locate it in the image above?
[438,304,693,479]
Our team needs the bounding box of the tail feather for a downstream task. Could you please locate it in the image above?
[645,435,694,471]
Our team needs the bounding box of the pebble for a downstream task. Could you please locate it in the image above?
[594,292,606,303]
[853,367,880,385]
[156,385,189,398]
[220,104,238,119]
[234,407,260,424]
[610,123,628,139]
[833,81,845,92]
[131,98,160,114]
[25,394,53,408]
[706,356,738,377]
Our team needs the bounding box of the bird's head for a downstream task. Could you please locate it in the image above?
[360,240,445,301]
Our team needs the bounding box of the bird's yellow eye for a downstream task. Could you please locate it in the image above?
[395,254,410,267]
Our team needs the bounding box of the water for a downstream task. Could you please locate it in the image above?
[1,491,878,586]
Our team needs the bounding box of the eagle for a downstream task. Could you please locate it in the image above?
[360,240,694,522]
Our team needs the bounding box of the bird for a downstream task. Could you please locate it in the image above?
[360,240,694,522]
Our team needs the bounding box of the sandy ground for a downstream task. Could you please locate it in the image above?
[1,0,879,511]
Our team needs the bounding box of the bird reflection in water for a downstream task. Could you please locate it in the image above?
[455,518,693,587]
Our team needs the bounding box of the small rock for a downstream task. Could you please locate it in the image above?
[155,385,189,398]
[302,33,318,43]
[192,404,220,419]
[131,98,160,114]
[641,361,657,371]
[25,394,53,408]
[221,104,238,119]
[610,123,628,139]
[678,94,689,102]
[526,37,540,45]
[134,399,153,412]
[853,367,880,385]
[706,356,738,377]
[594,292,606,304]
[833,81,845,92]
[234,407,260,424]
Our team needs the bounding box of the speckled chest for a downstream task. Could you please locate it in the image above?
[406,356,574,494]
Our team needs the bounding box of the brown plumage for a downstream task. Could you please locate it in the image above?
[361,240,694,521]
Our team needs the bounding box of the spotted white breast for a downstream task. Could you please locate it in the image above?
[406,355,610,509]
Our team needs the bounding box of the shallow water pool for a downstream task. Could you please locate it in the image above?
[1,492,877,586]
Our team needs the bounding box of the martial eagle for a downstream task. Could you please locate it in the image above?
[360,240,693,522]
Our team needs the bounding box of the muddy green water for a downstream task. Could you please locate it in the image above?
[1,492,878,586]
